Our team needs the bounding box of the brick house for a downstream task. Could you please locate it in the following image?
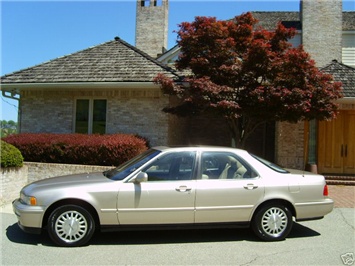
[1,37,180,146]
[1,0,354,174]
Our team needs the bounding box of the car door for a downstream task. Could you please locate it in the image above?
[195,151,265,223]
[117,151,197,224]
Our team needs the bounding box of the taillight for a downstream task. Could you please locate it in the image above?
[323,184,329,196]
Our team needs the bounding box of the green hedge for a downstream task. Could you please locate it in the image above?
[3,133,149,166]
[1,140,24,168]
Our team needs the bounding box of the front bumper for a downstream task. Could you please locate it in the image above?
[12,199,45,234]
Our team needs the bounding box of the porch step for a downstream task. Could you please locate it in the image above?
[325,175,355,186]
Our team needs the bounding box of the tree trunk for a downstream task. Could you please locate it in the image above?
[227,116,265,149]
[226,117,246,149]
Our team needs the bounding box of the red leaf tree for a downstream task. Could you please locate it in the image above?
[154,13,343,148]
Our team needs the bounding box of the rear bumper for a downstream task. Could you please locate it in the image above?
[12,199,45,234]
[295,198,334,221]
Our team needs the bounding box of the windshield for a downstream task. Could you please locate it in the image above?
[251,154,289,174]
[103,149,161,180]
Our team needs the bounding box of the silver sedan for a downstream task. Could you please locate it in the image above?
[13,146,334,247]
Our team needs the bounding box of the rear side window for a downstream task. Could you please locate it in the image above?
[200,152,258,179]
[251,154,289,173]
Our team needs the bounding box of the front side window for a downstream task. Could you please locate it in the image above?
[141,151,196,181]
[104,149,161,181]
[75,99,107,134]
[201,152,258,179]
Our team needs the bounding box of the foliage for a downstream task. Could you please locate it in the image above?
[0,120,17,138]
[1,140,24,168]
[3,133,149,166]
[154,13,343,147]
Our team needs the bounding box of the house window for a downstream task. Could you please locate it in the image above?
[75,99,107,134]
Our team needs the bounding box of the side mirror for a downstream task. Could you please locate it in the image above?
[134,172,148,183]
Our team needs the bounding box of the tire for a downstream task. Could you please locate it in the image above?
[48,205,95,247]
[252,203,293,241]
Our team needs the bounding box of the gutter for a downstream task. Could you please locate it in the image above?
[0,82,161,91]
[1,89,20,100]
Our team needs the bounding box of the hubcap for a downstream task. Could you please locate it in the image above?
[55,210,88,243]
[261,207,288,237]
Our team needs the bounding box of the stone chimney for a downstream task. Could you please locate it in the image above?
[301,0,342,67]
[135,0,169,58]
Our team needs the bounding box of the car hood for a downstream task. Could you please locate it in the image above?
[23,172,110,192]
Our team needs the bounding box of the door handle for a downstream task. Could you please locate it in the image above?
[243,183,258,190]
[341,145,344,157]
[345,145,348,157]
[341,145,348,157]
[176,186,192,192]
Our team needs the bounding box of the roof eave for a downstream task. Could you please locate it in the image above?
[337,97,355,104]
[0,81,161,91]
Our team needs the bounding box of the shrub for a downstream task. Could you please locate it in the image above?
[3,133,149,166]
[1,140,24,168]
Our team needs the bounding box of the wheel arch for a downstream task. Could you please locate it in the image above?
[42,199,100,230]
[252,199,296,221]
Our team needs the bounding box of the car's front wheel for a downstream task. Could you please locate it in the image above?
[251,203,293,241]
[48,205,95,247]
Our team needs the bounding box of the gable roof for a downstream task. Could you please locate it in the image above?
[251,11,355,31]
[321,60,355,97]
[1,37,180,85]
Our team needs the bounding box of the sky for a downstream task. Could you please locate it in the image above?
[1,0,354,122]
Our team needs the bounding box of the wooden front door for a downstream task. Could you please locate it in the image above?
[318,110,355,174]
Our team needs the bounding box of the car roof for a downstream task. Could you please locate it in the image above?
[152,146,249,154]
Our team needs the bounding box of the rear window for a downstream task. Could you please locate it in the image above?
[251,154,289,174]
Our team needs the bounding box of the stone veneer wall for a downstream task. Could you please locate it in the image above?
[0,162,112,206]
[1,166,28,206]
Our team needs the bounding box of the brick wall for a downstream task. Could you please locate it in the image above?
[301,0,342,67]
[135,0,168,58]
[275,122,305,169]
[19,88,170,147]
[21,90,73,133]
[106,95,169,146]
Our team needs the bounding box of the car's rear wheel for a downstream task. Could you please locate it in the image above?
[48,205,95,247]
[252,203,292,241]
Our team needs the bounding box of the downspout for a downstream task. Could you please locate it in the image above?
[2,89,21,132]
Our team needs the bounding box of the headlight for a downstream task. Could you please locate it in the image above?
[20,192,37,206]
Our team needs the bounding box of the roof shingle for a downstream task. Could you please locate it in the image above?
[1,37,179,84]
[251,11,355,31]
[321,60,355,97]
